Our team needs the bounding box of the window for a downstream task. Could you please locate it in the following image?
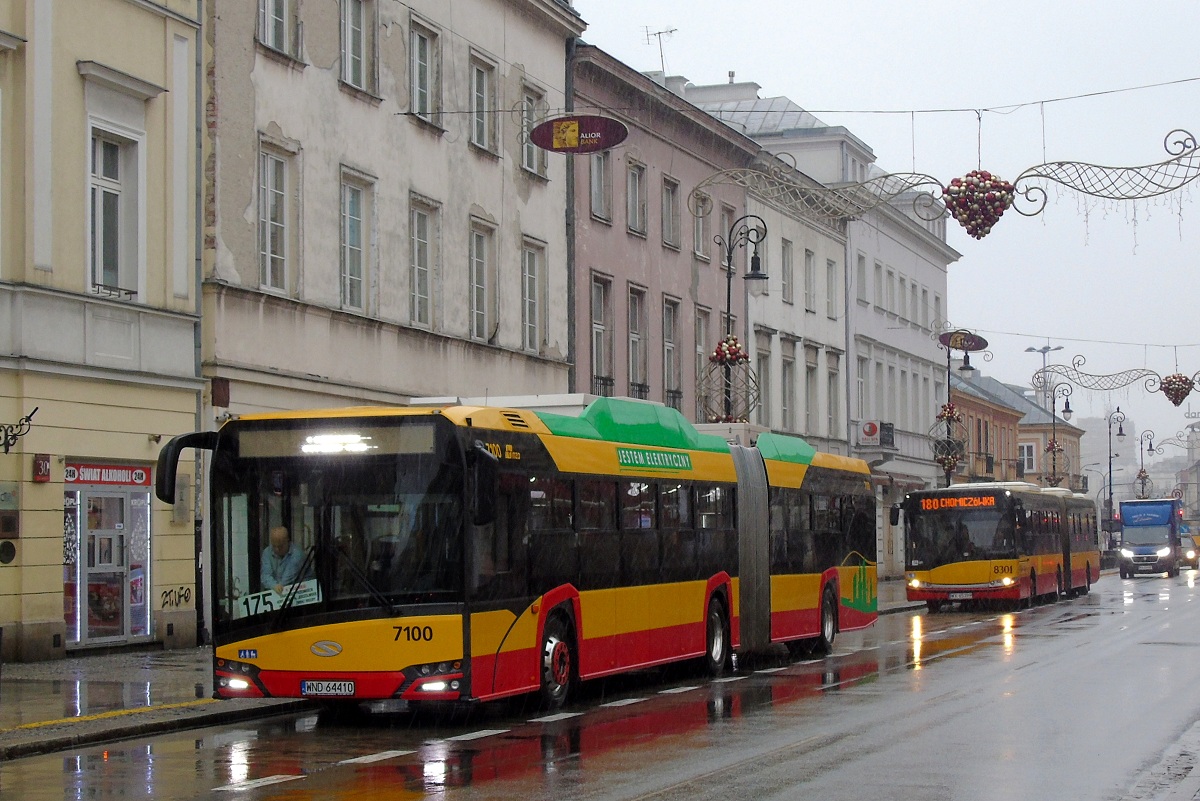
[590,151,611,220]
[756,337,771,427]
[1019,443,1034,474]
[90,132,136,296]
[886,269,896,313]
[627,162,646,234]
[259,0,296,55]
[591,276,613,389]
[856,357,869,420]
[827,355,840,435]
[719,206,733,267]
[469,223,492,341]
[873,261,883,308]
[663,298,680,396]
[934,293,943,325]
[805,360,818,433]
[258,149,287,291]
[803,249,816,311]
[781,354,796,431]
[341,0,375,91]
[521,243,542,352]
[693,193,710,257]
[781,239,794,304]
[921,288,930,328]
[521,87,547,175]
[411,22,439,123]
[340,178,368,310]
[661,177,680,248]
[826,259,838,319]
[898,276,908,319]
[695,307,710,420]
[469,56,496,151]
[410,198,437,326]
[628,287,647,389]
[856,254,867,302]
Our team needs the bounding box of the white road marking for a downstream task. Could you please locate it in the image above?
[216,775,306,791]
[338,750,415,764]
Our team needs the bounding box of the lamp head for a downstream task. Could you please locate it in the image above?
[744,248,767,281]
[1117,425,1126,442]
[1062,398,1072,421]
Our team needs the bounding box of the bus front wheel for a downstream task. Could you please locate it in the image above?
[702,596,729,677]
[539,614,575,710]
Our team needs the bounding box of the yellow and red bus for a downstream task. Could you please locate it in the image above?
[155,396,876,709]
[893,482,1098,612]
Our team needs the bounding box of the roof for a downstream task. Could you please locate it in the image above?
[950,372,1084,432]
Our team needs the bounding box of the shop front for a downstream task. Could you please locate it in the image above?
[63,462,153,648]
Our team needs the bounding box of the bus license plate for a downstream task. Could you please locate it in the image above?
[301,680,355,696]
[948,592,971,600]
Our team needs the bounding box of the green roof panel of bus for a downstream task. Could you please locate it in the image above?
[754,431,818,464]
[534,397,731,453]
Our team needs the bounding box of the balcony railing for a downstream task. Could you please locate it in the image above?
[629,382,649,400]
[592,375,614,397]
[665,389,682,411]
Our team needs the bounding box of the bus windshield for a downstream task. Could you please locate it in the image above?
[1122,524,1172,547]
[906,506,1016,569]
[209,417,465,634]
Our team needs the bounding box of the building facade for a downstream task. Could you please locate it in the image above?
[680,79,959,577]
[193,0,583,638]
[569,47,760,419]
[0,0,203,660]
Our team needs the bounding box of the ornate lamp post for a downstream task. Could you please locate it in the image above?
[931,329,987,487]
[712,214,768,421]
[1136,429,1162,499]
[1106,407,1126,548]
[1045,382,1073,487]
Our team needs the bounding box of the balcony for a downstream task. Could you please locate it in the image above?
[665,389,682,411]
[629,382,650,400]
[592,375,614,397]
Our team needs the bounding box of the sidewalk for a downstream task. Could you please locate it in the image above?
[0,582,922,760]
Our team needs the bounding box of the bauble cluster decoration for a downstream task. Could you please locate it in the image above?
[943,170,1015,240]
[710,334,749,365]
[1044,438,1063,454]
[936,402,962,423]
[1160,373,1195,406]
[935,454,960,474]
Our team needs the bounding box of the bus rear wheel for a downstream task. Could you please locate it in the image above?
[702,596,729,677]
[539,614,575,710]
[813,589,837,655]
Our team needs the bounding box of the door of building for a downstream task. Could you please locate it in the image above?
[64,463,153,647]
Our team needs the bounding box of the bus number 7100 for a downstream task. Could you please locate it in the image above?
[393,625,434,642]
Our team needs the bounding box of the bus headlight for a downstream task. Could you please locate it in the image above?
[1000,577,1013,587]
[1157,546,1171,557]
[909,578,921,589]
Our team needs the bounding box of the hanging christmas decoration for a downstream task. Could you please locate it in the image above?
[691,129,1200,241]
[1159,373,1194,406]
[942,170,1015,239]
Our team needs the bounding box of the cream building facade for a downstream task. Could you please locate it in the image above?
[0,0,203,661]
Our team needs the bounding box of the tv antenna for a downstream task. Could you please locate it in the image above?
[643,26,677,74]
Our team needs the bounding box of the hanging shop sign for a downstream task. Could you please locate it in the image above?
[529,115,628,154]
[938,330,988,353]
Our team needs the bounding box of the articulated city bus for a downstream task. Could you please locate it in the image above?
[893,482,1098,612]
[156,396,876,709]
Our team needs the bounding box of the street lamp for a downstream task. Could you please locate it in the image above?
[1046,382,1072,487]
[1136,429,1162,499]
[1106,407,1126,547]
[933,329,987,487]
[1026,343,1064,410]
[713,214,768,420]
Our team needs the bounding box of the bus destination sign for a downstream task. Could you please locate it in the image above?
[919,495,997,510]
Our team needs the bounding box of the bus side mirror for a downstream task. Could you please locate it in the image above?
[470,441,499,526]
[889,505,900,527]
[155,431,218,503]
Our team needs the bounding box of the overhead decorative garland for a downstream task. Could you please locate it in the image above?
[690,129,1200,240]
[1035,356,1200,408]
